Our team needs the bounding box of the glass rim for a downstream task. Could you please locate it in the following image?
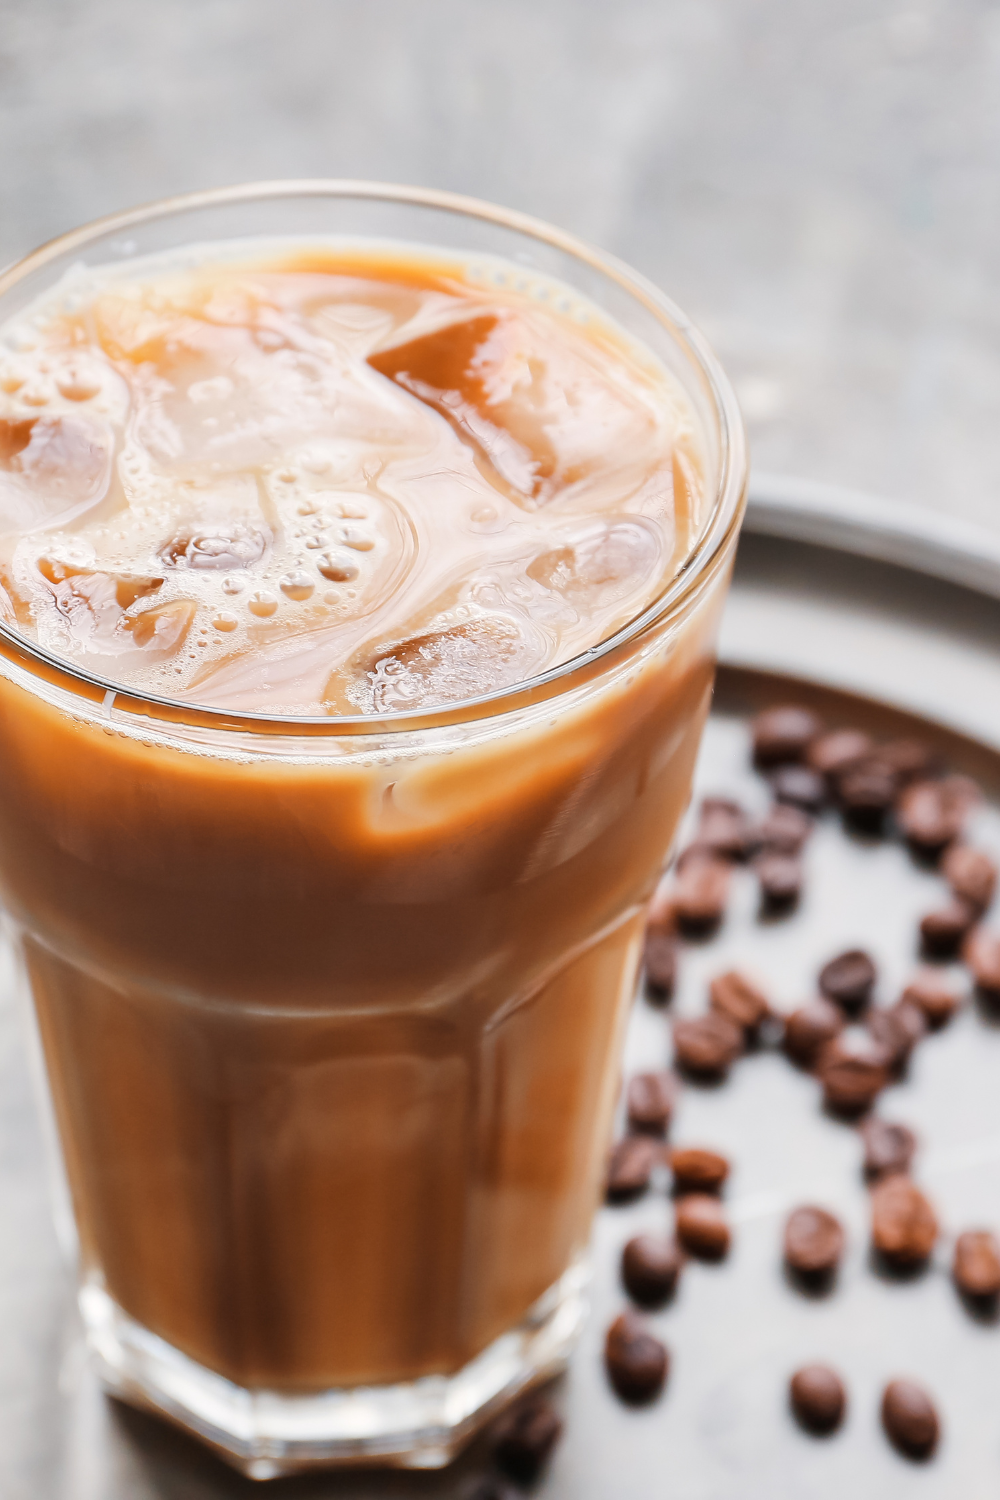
[0,178,748,738]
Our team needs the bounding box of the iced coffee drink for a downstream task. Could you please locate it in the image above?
[0,185,746,1474]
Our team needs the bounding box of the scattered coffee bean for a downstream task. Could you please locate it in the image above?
[604,1311,668,1403]
[881,1378,940,1459]
[606,1136,660,1202]
[953,1229,1000,1300]
[672,1013,743,1079]
[675,1193,731,1259]
[807,728,872,780]
[626,1071,677,1136]
[757,852,804,911]
[643,925,677,1001]
[837,759,899,834]
[756,802,813,854]
[672,853,732,937]
[784,1205,845,1278]
[789,1364,847,1434]
[697,797,753,860]
[880,737,940,784]
[493,1396,563,1483]
[920,898,978,960]
[860,1117,917,1180]
[752,705,823,767]
[965,927,1000,1001]
[819,949,877,1014]
[942,844,997,913]
[817,1035,889,1116]
[783,998,844,1067]
[871,1176,938,1268]
[866,1000,926,1072]
[901,970,960,1029]
[896,779,966,859]
[670,1146,730,1194]
[709,969,771,1036]
[770,763,826,814]
[621,1234,684,1306]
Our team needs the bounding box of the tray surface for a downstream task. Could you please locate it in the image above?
[3,504,1000,1500]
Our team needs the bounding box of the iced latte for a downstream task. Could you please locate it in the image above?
[0,185,746,1474]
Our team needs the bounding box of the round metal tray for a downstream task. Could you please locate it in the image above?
[3,477,1000,1499]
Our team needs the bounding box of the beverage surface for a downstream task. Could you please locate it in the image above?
[0,245,705,714]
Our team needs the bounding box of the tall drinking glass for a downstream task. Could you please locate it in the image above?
[0,183,746,1477]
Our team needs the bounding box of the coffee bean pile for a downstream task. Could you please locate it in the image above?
[481,706,999,1488]
[597,704,1000,1469]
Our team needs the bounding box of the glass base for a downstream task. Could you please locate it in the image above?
[80,1262,587,1480]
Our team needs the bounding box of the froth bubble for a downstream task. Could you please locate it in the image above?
[337,501,368,520]
[248,591,279,617]
[280,571,314,601]
[338,526,374,552]
[221,576,246,595]
[318,552,359,582]
[20,384,50,407]
[304,535,327,549]
[213,611,239,632]
[56,369,103,402]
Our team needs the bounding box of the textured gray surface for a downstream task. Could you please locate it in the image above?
[1,0,999,529]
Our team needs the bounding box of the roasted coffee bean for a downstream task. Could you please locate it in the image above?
[493,1396,563,1482]
[606,1136,660,1202]
[770,763,826,814]
[819,949,877,1014]
[709,969,771,1035]
[670,1146,729,1194]
[672,853,732,937]
[643,924,677,1001]
[881,737,940,785]
[817,1035,889,1116]
[953,1229,1000,1300]
[604,1311,668,1403]
[672,1013,743,1079]
[697,797,753,860]
[901,970,960,1029]
[866,1001,926,1072]
[626,1071,677,1135]
[675,1193,731,1259]
[789,1364,847,1434]
[881,1379,940,1459]
[807,728,872,780]
[860,1117,917,1180]
[942,845,997,913]
[965,927,1000,1001]
[896,778,967,859]
[783,998,844,1067]
[920,899,978,959]
[757,852,804,911]
[871,1176,938,1268]
[752,705,823,767]
[837,760,899,833]
[784,1205,845,1278]
[621,1234,684,1306]
[756,802,813,854]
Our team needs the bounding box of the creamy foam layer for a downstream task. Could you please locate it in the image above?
[0,244,706,715]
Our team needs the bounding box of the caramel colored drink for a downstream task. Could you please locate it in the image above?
[0,186,746,1475]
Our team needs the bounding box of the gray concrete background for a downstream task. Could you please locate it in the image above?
[2,0,999,532]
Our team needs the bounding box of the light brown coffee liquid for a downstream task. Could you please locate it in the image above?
[0,244,726,1391]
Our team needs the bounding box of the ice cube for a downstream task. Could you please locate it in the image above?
[526,521,660,609]
[367,308,664,507]
[349,613,546,714]
[158,521,271,570]
[35,557,169,652]
[0,414,113,534]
